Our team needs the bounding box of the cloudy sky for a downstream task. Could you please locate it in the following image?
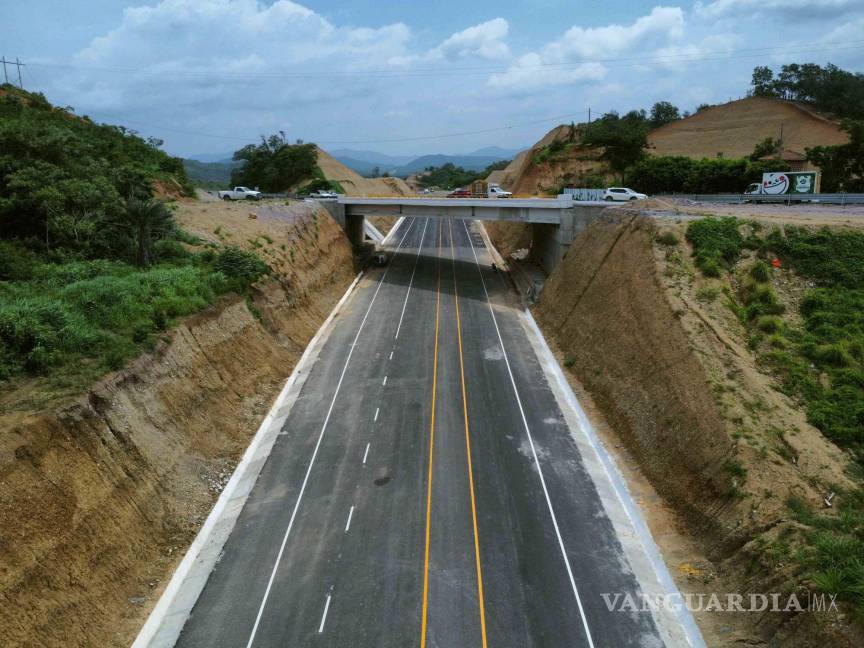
[3,0,863,158]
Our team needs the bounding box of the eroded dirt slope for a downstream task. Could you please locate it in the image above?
[0,203,354,647]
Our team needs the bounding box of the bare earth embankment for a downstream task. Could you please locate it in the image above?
[0,201,354,647]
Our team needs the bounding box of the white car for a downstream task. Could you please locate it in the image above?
[217,186,262,201]
[309,190,338,199]
[603,187,647,202]
[487,184,513,198]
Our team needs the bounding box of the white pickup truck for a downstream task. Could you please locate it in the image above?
[217,186,262,201]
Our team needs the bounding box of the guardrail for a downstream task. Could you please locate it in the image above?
[657,193,864,205]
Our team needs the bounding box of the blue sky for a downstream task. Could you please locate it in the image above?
[3,0,863,158]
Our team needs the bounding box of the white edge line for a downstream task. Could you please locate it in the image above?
[318,594,332,633]
[243,217,417,648]
[132,268,366,648]
[345,505,355,533]
[522,310,707,648]
[394,217,430,340]
[462,219,596,648]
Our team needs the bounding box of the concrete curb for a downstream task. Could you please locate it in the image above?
[521,310,706,648]
[132,269,366,648]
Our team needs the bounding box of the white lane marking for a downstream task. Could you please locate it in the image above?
[345,505,355,533]
[382,376,387,386]
[461,219,596,648]
[362,443,370,465]
[318,594,332,633]
[395,217,430,340]
[243,218,417,648]
[389,351,394,360]
[374,407,379,422]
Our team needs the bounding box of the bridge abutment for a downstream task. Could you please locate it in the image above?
[529,205,607,274]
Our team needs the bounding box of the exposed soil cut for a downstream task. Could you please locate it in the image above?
[0,202,354,647]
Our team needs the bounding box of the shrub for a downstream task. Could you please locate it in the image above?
[686,217,743,275]
[696,286,720,303]
[756,315,783,333]
[750,260,771,282]
[214,247,269,284]
[656,231,679,246]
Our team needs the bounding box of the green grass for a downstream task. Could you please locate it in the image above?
[685,217,744,276]
[787,493,864,619]
[0,245,269,382]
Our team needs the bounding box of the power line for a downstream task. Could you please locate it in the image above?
[83,109,591,146]
[25,40,864,81]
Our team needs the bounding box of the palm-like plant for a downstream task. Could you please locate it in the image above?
[120,197,173,267]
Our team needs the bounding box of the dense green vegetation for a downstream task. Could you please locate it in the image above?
[582,110,650,179]
[417,160,510,189]
[686,218,864,615]
[806,119,864,192]
[626,156,775,194]
[0,86,270,386]
[0,247,267,381]
[0,85,193,253]
[229,132,338,193]
[751,63,864,120]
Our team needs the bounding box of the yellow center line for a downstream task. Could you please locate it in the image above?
[420,220,442,648]
[449,218,489,647]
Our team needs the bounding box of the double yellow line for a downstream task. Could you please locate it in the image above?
[420,220,488,648]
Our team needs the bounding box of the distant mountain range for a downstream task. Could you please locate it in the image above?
[184,145,526,185]
[331,146,525,177]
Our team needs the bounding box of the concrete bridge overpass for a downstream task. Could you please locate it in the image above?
[321,196,610,273]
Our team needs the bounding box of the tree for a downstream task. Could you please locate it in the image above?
[231,132,318,192]
[750,137,781,161]
[807,120,864,192]
[751,66,776,97]
[649,101,681,127]
[115,197,174,267]
[582,111,649,180]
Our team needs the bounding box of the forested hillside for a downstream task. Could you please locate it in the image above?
[0,86,268,386]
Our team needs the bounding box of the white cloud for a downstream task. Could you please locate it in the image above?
[429,18,510,61]
[390,17,510,65]
[78,0,410,69]
[488,7,685,91]
[696,0,860,19]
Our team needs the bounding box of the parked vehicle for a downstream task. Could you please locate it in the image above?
[744,171,820,197]
[373,252,388,266]
[468,180,513,198]
[309,190,338,199]
[217,186,262,201]
[603,187,647,201]
[448,188,472,198]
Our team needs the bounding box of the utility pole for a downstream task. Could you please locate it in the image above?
[0,58,25,89]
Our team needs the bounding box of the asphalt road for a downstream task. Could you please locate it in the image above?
[175,217,677,647]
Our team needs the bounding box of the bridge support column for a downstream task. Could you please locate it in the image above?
[344,213,365,247]
[529,205,608,274]
[317,201,365,247]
